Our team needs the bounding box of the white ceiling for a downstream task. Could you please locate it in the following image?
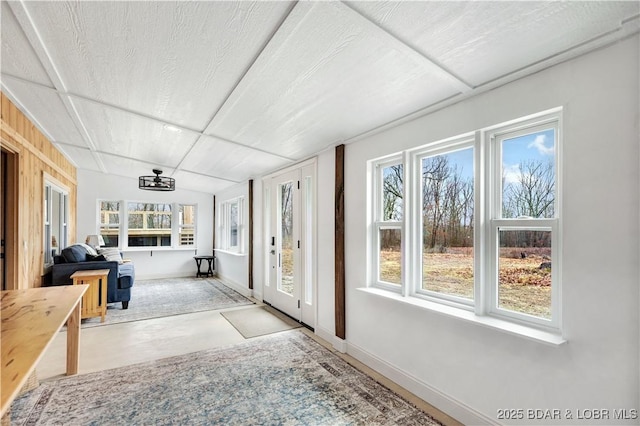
[2,1,638,194]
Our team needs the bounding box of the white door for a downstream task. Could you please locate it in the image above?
[269,170,300,319]
[264,163,316,326]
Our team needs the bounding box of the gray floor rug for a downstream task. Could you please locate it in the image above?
[221,305,302,338]
[81,277,253,327]
[11,330,442,425]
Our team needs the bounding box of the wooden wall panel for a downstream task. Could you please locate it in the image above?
[0,92,77,289]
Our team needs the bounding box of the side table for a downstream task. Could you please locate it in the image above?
[70,269,110,323]
[193,255,215,278]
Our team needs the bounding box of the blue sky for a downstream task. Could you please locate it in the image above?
[502,128,555,184]
[424,128,556,183]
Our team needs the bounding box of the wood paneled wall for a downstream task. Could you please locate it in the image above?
[0,92,77,289]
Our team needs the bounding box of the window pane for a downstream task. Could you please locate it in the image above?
[99,201,120,248]
[179,205,195,246]
[502,129,555,218]
[230,202,239,247]
[421,148,474,299]
[382,164,403,220]
[280,183,293,294]
[379,228,401,285]
[498,229,552,319]
[127,203,172,247]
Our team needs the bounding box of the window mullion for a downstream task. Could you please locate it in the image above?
[475,130,487,315]
[402,150,412,297]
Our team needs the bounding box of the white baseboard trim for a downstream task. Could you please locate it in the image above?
[347,341,495,426]
[315,326,348,353]
[215,274,252,298]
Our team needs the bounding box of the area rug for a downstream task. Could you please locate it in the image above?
[81,277,253,327]
[221,305,302,338]
[11,330,442,425]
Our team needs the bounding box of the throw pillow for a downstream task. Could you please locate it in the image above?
[61,245,89,263]
[86,253,107,262]
[78,243,98,256]
[98,247,123,264]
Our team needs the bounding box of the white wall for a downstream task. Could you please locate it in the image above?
[314,36,639,424]
[77,169,213,279]
[214,182,250,296]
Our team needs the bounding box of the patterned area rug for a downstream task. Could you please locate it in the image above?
[82,277,253,327]
[11,331,442,425]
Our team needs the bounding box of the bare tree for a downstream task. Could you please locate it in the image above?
[383,165,403,221]
[503,160,554,218]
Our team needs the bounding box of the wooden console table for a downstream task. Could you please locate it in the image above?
[1,285,88,417]
[71,269,109,323]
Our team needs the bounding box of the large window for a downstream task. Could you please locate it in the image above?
[369,109,561,332]
[127,203,172,247]
[98,201,197,249]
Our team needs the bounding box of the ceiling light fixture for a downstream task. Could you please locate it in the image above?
[138,169,175,191]
[163,124,182,133]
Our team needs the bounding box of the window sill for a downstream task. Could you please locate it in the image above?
[214,249,246,257]
[122,246,197,252]
[356,287,566,346]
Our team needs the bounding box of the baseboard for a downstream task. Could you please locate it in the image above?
[315,326,347,353]
[347,341,495,426]
[215,274,252,298]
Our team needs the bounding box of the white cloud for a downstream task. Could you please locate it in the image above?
[503,163,521,184]
[527,134,554,156]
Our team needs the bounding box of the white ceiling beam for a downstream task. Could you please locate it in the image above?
[171,1,300,176]
[339,1,474,94]
[7,0,107,172]
[342,19,640,146]
[1,72,298,164]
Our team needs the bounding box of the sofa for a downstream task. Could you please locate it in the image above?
[50,243,135,309]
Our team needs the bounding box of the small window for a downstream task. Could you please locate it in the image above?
[220,197,244,253]
[99,201,120,247]
[373,160,403,288]
[179,204,196,246]
[489,120,559,326]
[44,180,68,265]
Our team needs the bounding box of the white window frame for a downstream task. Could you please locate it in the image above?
[409,134,476,308]
[177,204,197,247]
[485,114,561,330]
[368,108,562,335]
[371,156,404,293]
[44,177,69,266]
[96,200,197,250]
[220,197,244,253]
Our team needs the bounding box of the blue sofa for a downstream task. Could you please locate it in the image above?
[50,244,135,309]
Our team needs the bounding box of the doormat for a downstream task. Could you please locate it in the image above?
[221,304,302,338]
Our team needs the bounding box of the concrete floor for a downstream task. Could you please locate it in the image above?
[37,305,253,380]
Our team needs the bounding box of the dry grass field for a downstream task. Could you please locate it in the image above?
[380,247,551,319]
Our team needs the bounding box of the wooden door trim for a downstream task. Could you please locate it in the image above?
[0,144,19,290]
